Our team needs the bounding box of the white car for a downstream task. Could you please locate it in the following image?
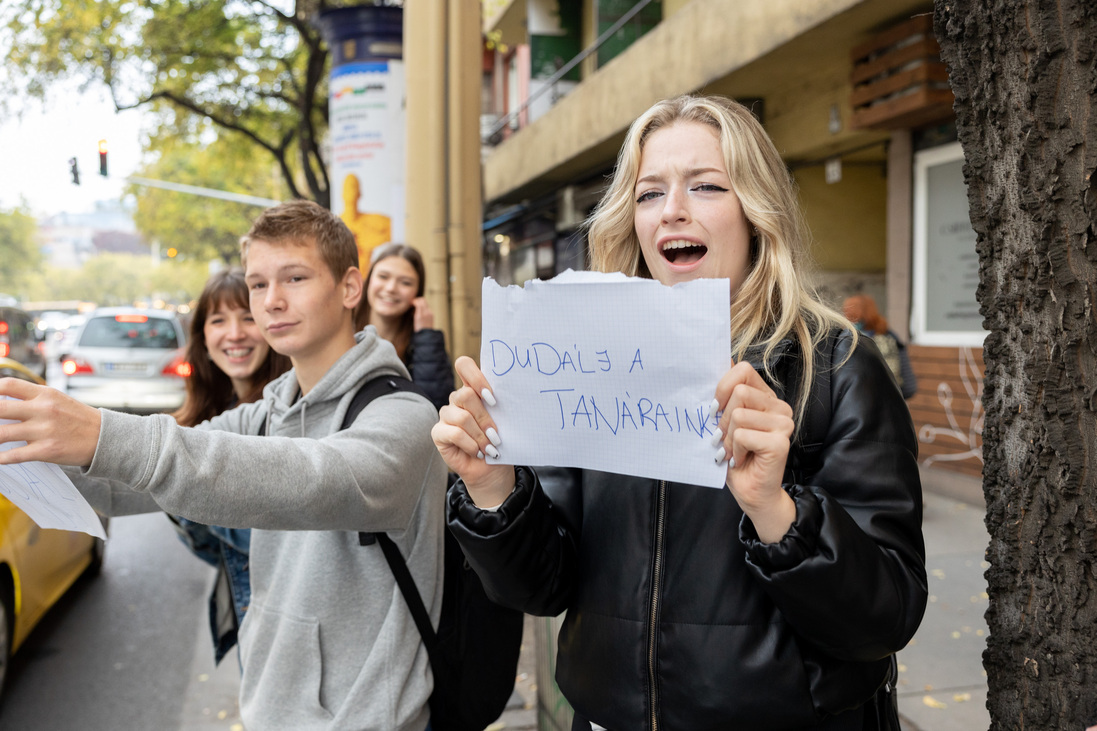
[61,307,190,414]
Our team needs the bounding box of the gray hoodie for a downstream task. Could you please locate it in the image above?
[78,328,446,730]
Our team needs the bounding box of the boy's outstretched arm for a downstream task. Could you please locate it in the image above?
[0,377,102,468]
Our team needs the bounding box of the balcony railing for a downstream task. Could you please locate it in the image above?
[481,0,657,146]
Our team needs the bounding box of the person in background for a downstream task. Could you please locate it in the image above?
[842,293,919,400]
[170,267,291,665]
[357,243,453,410]
[432,95,926,730]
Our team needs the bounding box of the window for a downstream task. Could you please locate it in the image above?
[79,316,181,349]
[911,141,987,346]
[595,0,662,69]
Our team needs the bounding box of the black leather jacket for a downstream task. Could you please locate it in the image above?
[448,329,927,731]
[406,328,453,410]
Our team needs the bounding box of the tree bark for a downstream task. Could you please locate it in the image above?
[934,1,1097,728]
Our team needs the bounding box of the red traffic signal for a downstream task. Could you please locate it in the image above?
[98,139,108,177]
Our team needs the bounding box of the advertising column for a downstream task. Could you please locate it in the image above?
[317,6,404,268]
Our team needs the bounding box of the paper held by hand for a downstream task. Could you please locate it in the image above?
[0,435,107,539]
[480,270,731,488]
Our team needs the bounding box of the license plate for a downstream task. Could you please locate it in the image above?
[104,362,147,373]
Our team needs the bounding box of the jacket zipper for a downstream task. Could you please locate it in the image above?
[648,480,667,731]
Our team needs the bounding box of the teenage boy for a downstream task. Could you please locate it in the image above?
[0,200,446,731]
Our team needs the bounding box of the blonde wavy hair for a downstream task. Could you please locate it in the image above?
[587,94,854,426]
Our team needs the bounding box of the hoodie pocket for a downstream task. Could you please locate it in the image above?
[239,602,334,726]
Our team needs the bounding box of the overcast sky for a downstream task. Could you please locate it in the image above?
[0,80,147,219]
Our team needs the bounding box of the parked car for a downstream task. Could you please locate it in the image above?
[61,307,190,414]
[34,310,75,340]
[0,357,107,694]
[0,306,46,380]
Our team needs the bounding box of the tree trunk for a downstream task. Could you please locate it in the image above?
[934,1,1097,728]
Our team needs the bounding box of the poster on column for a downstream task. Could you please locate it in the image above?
[329,60,406,269]
[479,271,731,488]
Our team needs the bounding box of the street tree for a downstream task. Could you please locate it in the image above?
[934,1,1097,728]
[129,134,288,264]
[146,258,213,305]
[2,0,350,206]
[0,206,43,296]
[19,254,209,308]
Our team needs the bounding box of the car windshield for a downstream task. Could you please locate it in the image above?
[79,316,180,349]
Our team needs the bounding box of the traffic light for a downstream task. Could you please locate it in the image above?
[98,139,108,177]
[69,157,80,185]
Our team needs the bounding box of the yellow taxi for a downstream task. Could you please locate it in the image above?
[0,357,107,692]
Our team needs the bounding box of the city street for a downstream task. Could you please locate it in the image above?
[0,335,242,727]
[8,347,987,731]
[3,1,1090,728]
[15,352,536,731]
[0,512,242,730]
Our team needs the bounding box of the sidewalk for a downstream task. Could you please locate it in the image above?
[897,484,991,731]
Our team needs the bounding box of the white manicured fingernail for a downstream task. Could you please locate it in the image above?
[481,389,497,407]
[710,430,724,447]
[485,427,501,447]
[728,456,736,470]
[485,444,500,459]
[714,446,726,463]
[476,450,484,460]
[708,398,720,418]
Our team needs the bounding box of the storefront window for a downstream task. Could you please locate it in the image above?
[911,141,987,346]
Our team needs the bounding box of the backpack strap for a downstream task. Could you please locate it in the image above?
[341,375,428,430]
[372,533,439,655]
[256,375,425,436]
[345,375,426,546]
[254,372,436,648]
[341,377,440,655]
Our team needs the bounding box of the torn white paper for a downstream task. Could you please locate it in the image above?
[480,271,731,488]
[0,407,107,538]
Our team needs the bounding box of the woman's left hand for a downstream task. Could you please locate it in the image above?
[713,361,796,543]
[411,297,434,331]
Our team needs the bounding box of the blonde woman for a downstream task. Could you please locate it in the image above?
[432,95,926,730]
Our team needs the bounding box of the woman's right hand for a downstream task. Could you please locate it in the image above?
[431,355,515,507]
[411,297,434,331]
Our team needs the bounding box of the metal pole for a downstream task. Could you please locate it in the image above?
[405,0,451,346]
[447,0,484,362]
[125,176,281,207]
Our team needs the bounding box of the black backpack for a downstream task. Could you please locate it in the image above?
[338,376,525,731]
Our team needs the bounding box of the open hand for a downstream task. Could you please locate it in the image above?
[0,377,102,468]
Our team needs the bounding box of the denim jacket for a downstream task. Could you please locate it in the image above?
[169,516,251,664]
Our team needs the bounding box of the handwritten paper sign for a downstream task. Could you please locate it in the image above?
[0,408,107,538]
[481,270,730,488]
